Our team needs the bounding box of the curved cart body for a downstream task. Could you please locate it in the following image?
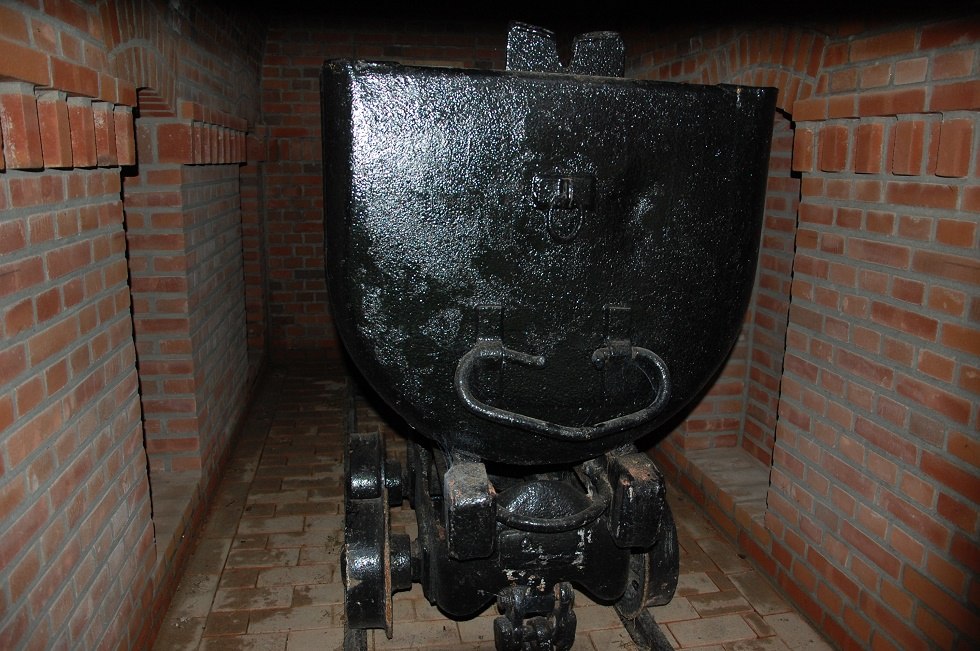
[322,52,775,465]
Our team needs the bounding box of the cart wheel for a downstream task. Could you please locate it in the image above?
[343,428,394,637]
[615,503,679,650]
[614,503,678,619]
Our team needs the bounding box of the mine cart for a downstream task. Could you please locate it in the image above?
[321,22,775,651]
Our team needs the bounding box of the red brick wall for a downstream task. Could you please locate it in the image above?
[0,88,152,651]
[632,17,979,650]
[1,0,264,647]
[101,0,264,128]
[260,17,506,359]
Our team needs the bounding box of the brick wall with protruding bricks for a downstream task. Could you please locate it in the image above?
[630,16,979,651]
[0,90,152,650]
[0,1,264,648]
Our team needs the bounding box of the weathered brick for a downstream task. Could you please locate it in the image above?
[66,98,97,168]
[891,120,925,175]
[0,82,44,169]
[818,124,849,171]
[36,91,73,168]
[0,5,30,42]
[903,569,980,636]
[852,122,884,173]
[840,520,900,577]
[932,50,975,81]
[929,80,980,112]
[935,118,974,178]
[911,250,980,286]
[156,121,193,163]
[920,18,980,49]
[941,323,980,356]
[935,218,976,248]
[793,97,826,121]
[52,55,98,96]
[92,102,118,167]
[897,375,972,424]
[0,40,49,87]
[885,181,958,210]
[850,29,915,62]
[893,57,928,85]
[857,88,925,116]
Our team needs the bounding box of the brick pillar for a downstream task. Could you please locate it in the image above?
[124,100,250,476]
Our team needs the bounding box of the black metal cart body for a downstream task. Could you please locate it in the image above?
[322,23,776,650]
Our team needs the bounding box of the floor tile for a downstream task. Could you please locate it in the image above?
[695,538,751,575]
[247,605,335,634]
[154,616,206,651]
[198,632,288,651]
[729,572,791,616]
[285,628,347,651]
[372,620,461,649]
[761,613,835,650]
[266,531,341,548]
[203,611,250,637]
[650,596,700,623]
[291,582,345,607]
[219,568,260,589]
[297,546,341,565]
[587,627,641,650]
[729,634,793,650]
[457,613,498,643]
[675,572,722,597]
[212,586,294,612]
[686,589,753,617]
[237,516,305,535]
[573,604,623,630]
[255,564,334,588]
[168,574,221,619]
[668,614,756,647]
[226,547,301,569]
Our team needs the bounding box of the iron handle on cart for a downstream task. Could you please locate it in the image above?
[454,339,671,442]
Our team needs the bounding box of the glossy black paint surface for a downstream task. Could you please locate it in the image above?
[322,59,775,465]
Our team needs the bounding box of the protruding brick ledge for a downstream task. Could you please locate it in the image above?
[792,80,980,121]
[143,118,248,165]
[0,86,251,171]
[177,99,248,133]
[792,114,975,180]
[0,81,135,170]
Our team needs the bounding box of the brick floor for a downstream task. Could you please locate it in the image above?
[152,364,834,651]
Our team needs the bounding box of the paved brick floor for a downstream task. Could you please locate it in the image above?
[152,364,834,651]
